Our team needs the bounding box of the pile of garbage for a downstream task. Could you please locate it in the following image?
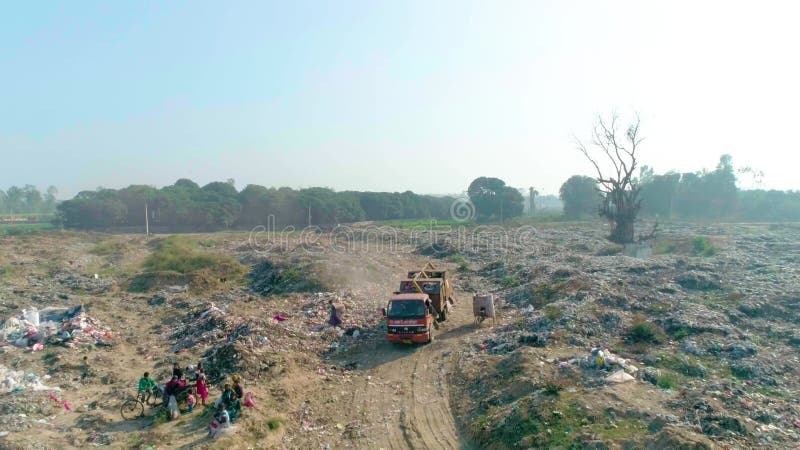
[0,365,61,393]
[170,303,233,352]
[0,306,114,351]
[249,259,324,296]
[585,347,638,373]
[203,341,277,384]
[53,271,115,294]
[167,303,280,382]
[170,291,384,382]
[300,292,385,352]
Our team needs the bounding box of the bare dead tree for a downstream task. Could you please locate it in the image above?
[576,114,644,244]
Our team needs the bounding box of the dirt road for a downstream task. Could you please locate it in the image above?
[346,306,476,450]
[289,281,482,449]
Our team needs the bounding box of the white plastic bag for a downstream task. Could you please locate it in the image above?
[168,395,179,420]
[23,308,40,326]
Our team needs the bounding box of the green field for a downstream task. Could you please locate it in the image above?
[0,222,54,235]
[378,218,469,229]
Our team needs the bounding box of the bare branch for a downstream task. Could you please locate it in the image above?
[576,113,645,244]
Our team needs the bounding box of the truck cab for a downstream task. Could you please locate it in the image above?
[384,293,434,344]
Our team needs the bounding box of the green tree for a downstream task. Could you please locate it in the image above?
[22,185,43,213]
[559,175,600,219]
[639,172,680,218]
[200,182,241,228]
[44,186,58,212]
[467,177,523,221]
[238,184,273,226]
[5,186,23,213]
[705,154,738,217]
[56,189,126,228]
[501,187,525,219]
[117,185,157,225]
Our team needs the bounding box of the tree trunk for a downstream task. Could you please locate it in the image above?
[610,214,635,244]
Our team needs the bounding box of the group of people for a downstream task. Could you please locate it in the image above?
[135,362,219,413]
[136,361,250,437]
[209,374,248,437]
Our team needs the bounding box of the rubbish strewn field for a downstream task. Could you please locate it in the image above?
[1,222,799,449]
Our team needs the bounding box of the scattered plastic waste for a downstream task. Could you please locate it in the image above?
[244,391,255,408]
[588,347,637,373]
[0,365,61,393]
[1,305,113,351]
[606,370,635,383]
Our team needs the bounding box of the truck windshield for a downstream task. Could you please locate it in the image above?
[387,300,426,318]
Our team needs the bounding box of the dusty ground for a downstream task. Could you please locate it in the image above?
[0,230,481,449]
[0,222,799,449]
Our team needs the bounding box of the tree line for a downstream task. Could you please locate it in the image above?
[55,179,458,229]
[0,185,58,215]
[560,154,800,222]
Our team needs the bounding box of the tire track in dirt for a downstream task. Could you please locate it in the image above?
[336,303,473,450]
[285,251,476,449]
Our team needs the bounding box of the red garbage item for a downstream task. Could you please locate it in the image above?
[244,392,255,408]
[273,314,287,322]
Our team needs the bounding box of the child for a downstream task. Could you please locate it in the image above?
[187,393,196,412]
[137,372,157,403]
[195,372,209,405]
[214,384,233,409]
[195,361,204,378]
[208,402,231,438]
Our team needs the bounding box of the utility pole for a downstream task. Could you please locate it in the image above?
[499,198,503,225]
[529,187,536,216]
[145,202,150,236]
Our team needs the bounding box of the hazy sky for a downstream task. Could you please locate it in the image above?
[2,1,798,198]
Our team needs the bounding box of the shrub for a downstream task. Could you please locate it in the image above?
[656,373,678,390]
[654,353,709,378]
[543,381,563,396]
[90,240,129,256]
[267,417,284,430]
[692,236,718,257]
[672,327,690,340]
[131,236,246,292]
[544,304,562,321]
[451,254,470,272]
[143,236,241,274]
[501,275,522,288]
[627,320,666,345]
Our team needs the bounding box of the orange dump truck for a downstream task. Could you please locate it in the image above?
[383,263,455,344]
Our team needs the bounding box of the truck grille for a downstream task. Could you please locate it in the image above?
[388,326,427,334]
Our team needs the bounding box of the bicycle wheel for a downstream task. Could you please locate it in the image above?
[120,399,144,420]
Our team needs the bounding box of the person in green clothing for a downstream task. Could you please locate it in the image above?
[137,371,157,403]
[227,392,241,422]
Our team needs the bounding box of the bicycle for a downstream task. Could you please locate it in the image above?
[120,385,163,420]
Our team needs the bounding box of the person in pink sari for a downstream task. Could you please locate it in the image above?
[195,372,209,405]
